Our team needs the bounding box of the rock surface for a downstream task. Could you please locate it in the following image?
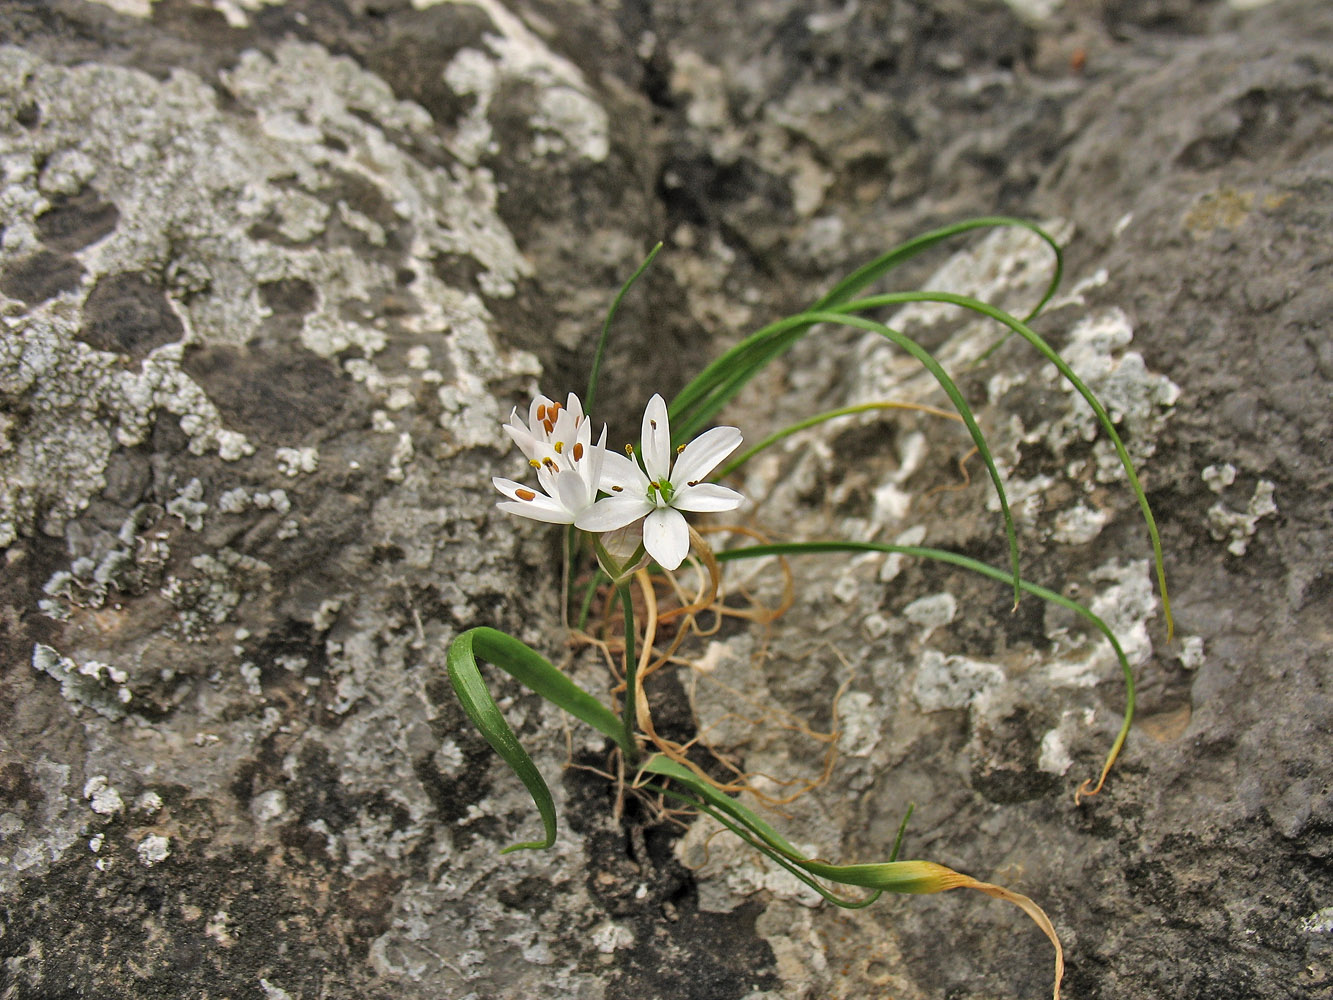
[1,1,1329,998]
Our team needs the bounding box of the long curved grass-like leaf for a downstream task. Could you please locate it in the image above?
[830,289,1173,637]
[640,754,1064,999]
[586,242,663,415]
[799,310,1023,606]
[446,627,632,852]
[716,542,1135,799]
[718,400,960,479]
[671,217,1062,438]
[809,215,1063,321]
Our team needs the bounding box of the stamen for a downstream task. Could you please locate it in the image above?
[687,481,699,487]
[676,444,686,454]
[536,404,547,422]
[542,457,559,472]
[529,459,541,468]
[572,442,584,461]
[650,419,658,430]
[611,485,623,492]
[516,488,536,501]
[554,441,564,454]
[625,444,635,457]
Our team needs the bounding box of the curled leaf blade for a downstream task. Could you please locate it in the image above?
[446,627,632,852]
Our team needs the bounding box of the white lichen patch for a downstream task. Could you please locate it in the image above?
[589,920,635,954]
[1044,558,1156,688]
[878,525,927,583]
[0,316,240,545]
[167,477,208,531]
[258,979,295,1000]
[33,644,133,719]
[1038,726,1074,775]
[1053,501,1110,544]
[1179,635,1205,670]
[275,446,319,477]
[1202,462,1237,492]
[1002,0,1064,20]
[161,549,272,639]
[835,690,883,758]
[258,979,294,1000]
[83,775,125,815]
[432,0,610,166]
[1042,308,1181,474]
[0,39,541,546]
[136,833,171,866]
[911,649,1007,712]
[386,431,415,483]
[902,592,958,629]
[1038,709,1096,775]
[1206,479,1277,556]
[1300,907,1333,933]
[84,0,153,15]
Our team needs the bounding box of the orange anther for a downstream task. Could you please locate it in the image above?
[573,443,584,461]
[516,488,536,501]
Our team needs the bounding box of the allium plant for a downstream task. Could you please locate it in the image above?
[448,220,1174,999]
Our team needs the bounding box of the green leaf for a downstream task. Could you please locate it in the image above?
[446,627,632,852]
[830,289,1173,637]
[718,400,959,479]
[586,242,663,415]
[670,217,1061,438]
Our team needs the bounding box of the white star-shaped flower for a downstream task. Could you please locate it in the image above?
[494,411,608,525]
[576,394,743,570]
[502,392,586,466]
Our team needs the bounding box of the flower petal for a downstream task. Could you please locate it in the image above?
[581,424,608,492]
[555,468,593,515]
[492,476,531,501]
[529,395,554,429]
[598,450,649,494]
[672,482,744,512]
[641,393,672,482]
[643,507,690,570]
[497,496,576,523]
[503,417,541,461]
[576,494,652,532]
[670,425,743,486]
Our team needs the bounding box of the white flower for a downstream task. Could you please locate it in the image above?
[502,392,586,466]
[576,394,742,570]
[494,412,608,525]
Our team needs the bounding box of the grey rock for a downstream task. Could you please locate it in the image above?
[1,1,1329,999]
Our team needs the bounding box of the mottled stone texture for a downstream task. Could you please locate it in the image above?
[1,1,1329,999]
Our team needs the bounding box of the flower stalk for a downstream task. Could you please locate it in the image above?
[615,581,641,767]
